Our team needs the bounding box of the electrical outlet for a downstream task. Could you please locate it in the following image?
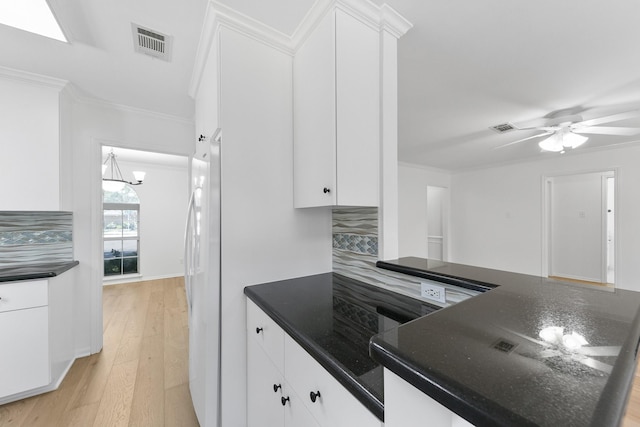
[421,282,446,304]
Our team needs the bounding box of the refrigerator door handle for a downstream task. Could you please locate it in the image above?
[184,191,196,312]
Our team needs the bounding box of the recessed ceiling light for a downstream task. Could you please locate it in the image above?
[0,0,67,42]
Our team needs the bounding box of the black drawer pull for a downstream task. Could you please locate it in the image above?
[273,384,281,393]
[281,396,290,406]
[310,390,321,403]
[256,327,263,334]
[323,187,331,194]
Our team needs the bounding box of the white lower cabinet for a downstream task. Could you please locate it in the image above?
[0,305,49,397]
[247,299,380,427]
[0,273,76,403]
[384,368,474,427]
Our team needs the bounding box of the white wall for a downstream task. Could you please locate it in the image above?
[218,27,332,427]
[449,145,640,292]
[398,162,451,258]
[105,158,189,283]
[68,99,194,354]
[0,72,64,210]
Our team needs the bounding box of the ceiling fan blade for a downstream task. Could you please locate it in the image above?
[573,126,640,136]
[494,132,553,149]
[577,110,640,127]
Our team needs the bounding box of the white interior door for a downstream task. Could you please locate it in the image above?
[546,171,614,285]
[426,186,448,261]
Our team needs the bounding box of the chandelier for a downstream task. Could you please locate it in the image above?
[102,149,146,192]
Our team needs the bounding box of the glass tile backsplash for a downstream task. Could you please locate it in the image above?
[332,207,478,307]
[0,211,73,267]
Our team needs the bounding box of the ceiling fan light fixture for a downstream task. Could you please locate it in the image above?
[539,134,564,152]
[562,132,588,149]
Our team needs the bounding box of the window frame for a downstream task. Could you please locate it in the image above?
[103,201,141,277]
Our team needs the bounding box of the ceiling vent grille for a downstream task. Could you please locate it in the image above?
[490,123,516,133]
[132,23,172,62]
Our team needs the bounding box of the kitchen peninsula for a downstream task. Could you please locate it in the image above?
[245,257,640,426]
[373,257,640,427]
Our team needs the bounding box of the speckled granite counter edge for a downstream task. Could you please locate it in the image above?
[244,273,385,421]
[0,261,79,283]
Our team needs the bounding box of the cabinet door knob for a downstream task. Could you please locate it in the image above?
[256,327,263,334]
[273,384,281,393]
[281,396,290,406]
[310,390,321,403]
[323,187,331,194]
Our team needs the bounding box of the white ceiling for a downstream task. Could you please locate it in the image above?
[3,0,640,171]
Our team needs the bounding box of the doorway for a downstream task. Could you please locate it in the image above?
[544,170,615,286]
[426,186,448,261]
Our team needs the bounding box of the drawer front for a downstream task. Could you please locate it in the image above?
[247,298,284,373]
[0,280,48,313]
[284,334,380,427]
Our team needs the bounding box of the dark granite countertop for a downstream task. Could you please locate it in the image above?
[372,257,640,427]
[244,272,440,421]
[0,261,79,283]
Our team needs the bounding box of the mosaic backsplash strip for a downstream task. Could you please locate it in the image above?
[0,211,73,267]
[332,207,478,307]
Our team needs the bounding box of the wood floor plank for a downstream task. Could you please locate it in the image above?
[57,402,100,427]
[143,289,165,337]
[165,383,200,427]
[164,323,189,389]
[92,358,138,427]
[68,310,132,409]
[0,394,38,426]
[128,334,165,427]
[19,355,92,427]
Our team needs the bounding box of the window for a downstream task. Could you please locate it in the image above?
[103,185,140,277]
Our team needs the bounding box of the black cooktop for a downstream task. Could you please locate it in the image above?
[244,272,440,421]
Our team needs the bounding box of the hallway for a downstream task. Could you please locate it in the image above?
[0,277,199,426]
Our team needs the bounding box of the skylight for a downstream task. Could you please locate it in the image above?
[0,0,67,42]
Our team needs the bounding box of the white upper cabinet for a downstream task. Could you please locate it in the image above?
[294,8,380,208]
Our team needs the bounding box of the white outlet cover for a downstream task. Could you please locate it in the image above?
[421,282,447,304]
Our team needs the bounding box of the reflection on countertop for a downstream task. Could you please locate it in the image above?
[372,257,640,427]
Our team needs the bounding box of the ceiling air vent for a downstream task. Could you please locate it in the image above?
[490,122,516,133]
[132,23,172,62]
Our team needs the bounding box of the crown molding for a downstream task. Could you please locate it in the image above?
[379,4,413,38]
[292,0,412,49]
[189,0,295,98]
[188,0,412,97]
[0,65,68,91]
[63,82,193,125]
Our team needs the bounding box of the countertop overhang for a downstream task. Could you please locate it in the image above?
[0,261,79,283]
[372,257,640,427]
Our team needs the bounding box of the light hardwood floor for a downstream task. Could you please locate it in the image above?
[0,277,199,427]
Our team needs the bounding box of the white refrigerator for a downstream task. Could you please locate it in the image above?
[184,129,221,427]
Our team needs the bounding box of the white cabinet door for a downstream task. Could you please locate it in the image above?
[293,10,337,208]
[0,306,50,398]
[293,8,380,208]
[334,9,380,207]
[284,335,381,427]
[384,368,475,427]
[247,336,285,427]
[283,381,321,427]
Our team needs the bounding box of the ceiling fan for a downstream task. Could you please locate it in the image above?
[496,109,640,152]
